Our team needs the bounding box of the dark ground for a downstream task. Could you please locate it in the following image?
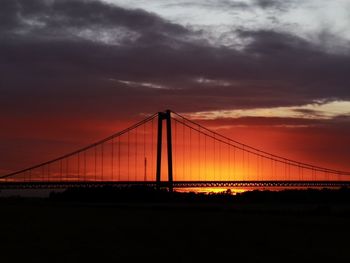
[1,188,350,262]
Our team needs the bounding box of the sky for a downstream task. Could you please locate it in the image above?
[1,0,350,175]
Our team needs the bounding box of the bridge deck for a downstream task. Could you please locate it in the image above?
[1,181,350,189]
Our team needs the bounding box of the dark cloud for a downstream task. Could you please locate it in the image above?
[253,0,295,11]
[1,0,188,37]
[0,0,349,120]
[164,0,250,10]
[164,0,294,12]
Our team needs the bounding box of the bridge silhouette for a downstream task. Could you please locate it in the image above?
[1,110,350,190]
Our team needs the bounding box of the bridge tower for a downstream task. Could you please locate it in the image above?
[156,110,173,191]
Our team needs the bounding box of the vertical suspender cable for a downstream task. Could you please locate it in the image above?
[183,121,185,180]
[66,157,69,181]
[135,127,137,181]
[204,133,207,181]
[189,126,192,180]
[213,134,216,180]
[111,138,114,181]
[101,143,104,181]
[77,153,80,181]
[94,146,97,181]
[144,122,146,181]
[151,118,154,179]
[128,131,130,181]
[174,120,177,180]
[84,150,86,181]
[118,136,121,181]
[60,159,62,182]
[198,127,201,180]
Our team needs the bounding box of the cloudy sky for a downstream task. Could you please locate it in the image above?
[1,0,350,174]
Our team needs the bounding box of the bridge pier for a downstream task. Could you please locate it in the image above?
[156,110,173,192]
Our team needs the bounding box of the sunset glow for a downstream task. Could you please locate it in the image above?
[2,2,350,262]
[1,0,350,183]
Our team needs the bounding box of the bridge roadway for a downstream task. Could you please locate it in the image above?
[1,181,350,189]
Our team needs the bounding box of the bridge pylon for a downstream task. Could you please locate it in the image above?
[156,110,173,191]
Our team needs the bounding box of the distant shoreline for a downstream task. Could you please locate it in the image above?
[2,186,350,206]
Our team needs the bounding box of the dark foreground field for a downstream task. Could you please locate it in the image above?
[1,188,350,262]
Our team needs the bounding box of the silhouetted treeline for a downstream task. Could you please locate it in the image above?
[48,186,350,204]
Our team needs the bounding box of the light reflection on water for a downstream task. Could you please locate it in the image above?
[175,187,245,195]
[174,186,341,195]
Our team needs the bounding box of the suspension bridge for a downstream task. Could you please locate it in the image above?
[1,110,350,190]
